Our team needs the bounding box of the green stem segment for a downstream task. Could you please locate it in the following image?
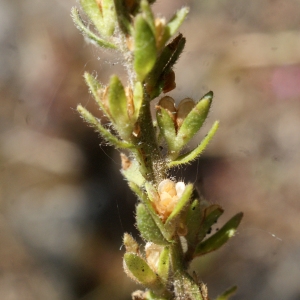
[134,92,166,184]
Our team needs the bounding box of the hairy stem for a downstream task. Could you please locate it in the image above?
[135,91,166,184]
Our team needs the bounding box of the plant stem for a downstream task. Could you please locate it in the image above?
[135,91,166,185]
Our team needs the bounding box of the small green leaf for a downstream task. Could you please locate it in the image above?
[130,182,173,242]
[77,105,134,149]
[174,91,213,154]
[165,183,193,226]
[124,253,163,291]
[101,0,116,36]
[71,7,116,49]
[80,0,103,35]
[108,75,133,139]
[83,72,109,115]
[216,286,238,300]
[134,14,157,81]
[157,247,170,283]
[141,0,155,35]
[136,203,169,246]
[156,107,176,152]
[132,81,144,122]
[159,7,189,49]
[194,212,243,257]
[168,121,219,168]
[80,0,115,37]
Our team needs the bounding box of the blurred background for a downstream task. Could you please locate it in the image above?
[0,0,300,299]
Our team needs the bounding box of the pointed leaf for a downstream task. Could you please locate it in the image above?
[195,212,243,256]
[80,0,104,35]
[174,91,213,153]
[83,72,109,115]
[77,105,134,149]
[157,247,170,283]
[130,182,173,242]
[159,7,189,48]
[168,121,219,168]
[216,286,238,300]
[100,0,116,36]
[156,107,176,152]
[134,14,157,81]
[71,7,116,48]
[136,203,169,246]
[108,75,133,139]
[124,253,163,292]
[141,0,155,35]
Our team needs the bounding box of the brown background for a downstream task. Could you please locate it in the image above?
[0,0,300,299]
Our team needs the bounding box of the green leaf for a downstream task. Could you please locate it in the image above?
[80,0,115,37]
[168,121,219,168]
[194,212,243,257]
[80,0,103,35]
[134,14,157,81]
[129,182,173,242]
[71,7,116,49]
[165,183,193,226]
[83,72,109,115]
[108,75,133,139]
[100,0,116,36]
[136,203,169,246]
[156,107,176,152]
[174,91,213,153]
[157,247,170,283]
[124,253,163,292]
[216,286,238,300]
[141,0,155,35]
[159,7,189,49]
[77,105,134,149]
